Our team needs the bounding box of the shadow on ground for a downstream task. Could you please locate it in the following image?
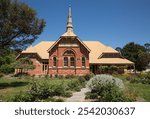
[0,82,29,89]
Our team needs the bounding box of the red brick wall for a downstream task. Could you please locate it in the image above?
[28,58,42,75]
[48,38,90,76]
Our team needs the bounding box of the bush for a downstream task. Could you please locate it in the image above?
[12,92,35,102]
[14,72,29,77]
[67,79,82,91]
[87,74,124,90]
[65,74,75,79]
[78,76,86,87]
[85,92,98,99]
[98,65,122,74]
[0,64,14,74]
[58,75,64,79]
[44,75,50,79]
[86,75,133,102]
[0,73,4,78]
[126,72,150,84]
[84,73,94,81]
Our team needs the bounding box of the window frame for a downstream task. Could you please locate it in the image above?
[82,57,86,67]
[64,57,68,67]
[70,57,75,67]
[53,57,57,67]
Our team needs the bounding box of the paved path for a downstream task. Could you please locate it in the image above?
[66,88,90,102]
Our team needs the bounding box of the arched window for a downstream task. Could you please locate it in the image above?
[82,57,86,67]
[70,57,75,67]
[53,57,57,67]
[63,50,75,56]
[64,57,68,67]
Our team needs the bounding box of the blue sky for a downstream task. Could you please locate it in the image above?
[21,0,150,48]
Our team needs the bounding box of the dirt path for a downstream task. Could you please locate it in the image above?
[66,88,90,102]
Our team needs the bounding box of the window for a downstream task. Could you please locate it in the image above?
[53,57,57,67]
[64,57,68,67]
[82,57,86,67]
[63,50,75,56]
[70,57,75,67]
[42,62,48,73]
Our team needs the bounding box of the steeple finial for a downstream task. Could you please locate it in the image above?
[66,4,73,32]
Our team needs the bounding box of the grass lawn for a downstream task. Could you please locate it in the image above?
[0,78,31,101]
[124,81,150,101]
[115,74,150,102]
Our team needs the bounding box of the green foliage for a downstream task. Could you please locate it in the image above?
[99,65,119,74]
[12,91,35,102]
[0,0,46,54]
[144,43,150,53]
[87,75,124,90]
[86,75,134,102]
[0,73,4,78]
[83,73,94,81]
[78,76,86,87]
[65,74,76,79]
[11,78,85,102]
[0,53,16,74]
[14,57,35,70]
[67,79,82,91]
[127,72,150,84]
[0,64,14,74]
[122,42,150,71]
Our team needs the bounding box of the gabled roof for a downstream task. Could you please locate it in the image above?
[103,46,118,53]
[20,41,134,65]
[47,37,91,52]
[83,41,134,64]
[18,41,55,59]
[22,45,36,53]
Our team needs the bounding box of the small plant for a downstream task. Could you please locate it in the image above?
[78,76,86,87]
[58,75,64,79]
[67,79,82,91]
[44,75,50,79]
[83,73,94,81]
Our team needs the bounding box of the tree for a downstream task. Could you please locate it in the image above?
[115,47,122,54]
[0,52,16,74]
[144,43,150,53]
[0,0,46,55]
[122,42,150,71]
[14,57,35,73]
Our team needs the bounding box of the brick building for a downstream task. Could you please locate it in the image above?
[16,6,134,76]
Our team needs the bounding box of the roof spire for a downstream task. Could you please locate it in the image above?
[66,4,73,32]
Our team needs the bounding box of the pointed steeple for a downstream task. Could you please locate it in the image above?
[61,4,77,37]
[66,4,73,32]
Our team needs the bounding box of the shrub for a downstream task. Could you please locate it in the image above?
[52,84,66,96]
[87,74,124,90]
[84,73,94,81]
[126,72,150,84]
[86,75,133,102]
[65,74,75,79]
[44,75,50,79]
[14,72,29,77]
[78,76,86,87]
[0,64,14,74]
[58,75,64,79]
[63,91,72,97]
[12,92,35,102]
[67,79,82,91]
[85,92,98,99]
[0,73,4,78]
